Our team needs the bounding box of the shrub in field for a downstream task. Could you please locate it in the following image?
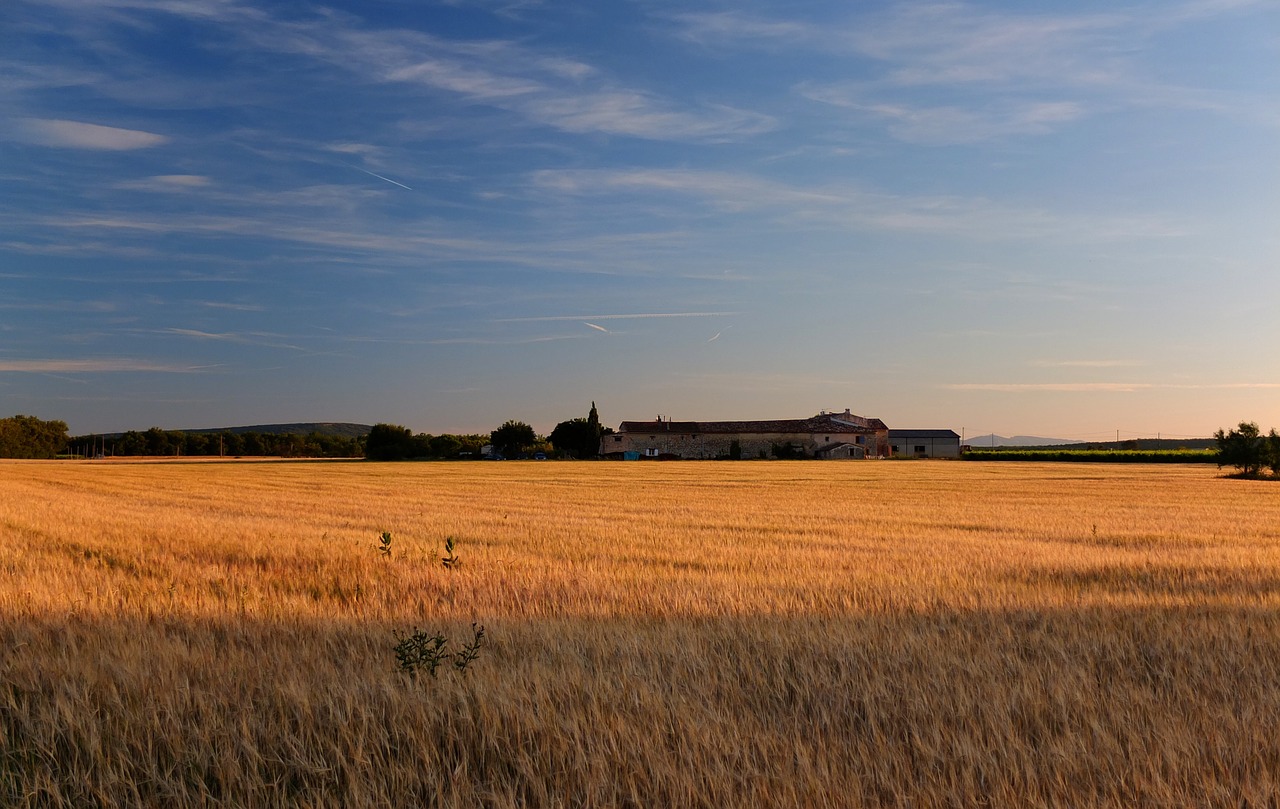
[393,627,449,678]
[393,623,485,679]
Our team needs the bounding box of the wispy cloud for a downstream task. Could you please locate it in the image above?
[796,88,1087,144]
[117,175,211,191]
[1030,359,1142,368]
[663,371,855,391]
[425,335,584,346]
[16,118,169,150]
[499,312,742,322]
[0,359,201,373]
[197,301,264,312]
[530,168,1182,242]
[235,9,775,142]
[672,3,1275,142]
[948,381,1280,392]
[159,328,304,351]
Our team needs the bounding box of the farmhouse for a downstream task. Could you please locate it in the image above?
[888,429,962,459]
[604,409,890,460]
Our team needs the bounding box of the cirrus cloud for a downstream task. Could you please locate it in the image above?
[17,118,169,150]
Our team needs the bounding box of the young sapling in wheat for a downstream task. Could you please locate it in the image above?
[442,535,459,568]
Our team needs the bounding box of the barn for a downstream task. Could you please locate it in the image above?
[888,429,962,459]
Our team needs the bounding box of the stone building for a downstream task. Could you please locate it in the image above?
[603,410,890,460]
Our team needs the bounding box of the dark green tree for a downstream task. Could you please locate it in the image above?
[587,401,601,440]
[1268,429,1280,476]
[428,434,463,458]
[549,402,606,459]
[0,415,70,459]
[490,420,536,458]
[1215,421,1266,476]
[549,418,596,459]
[143,427,175,456]
[365,423,415,461]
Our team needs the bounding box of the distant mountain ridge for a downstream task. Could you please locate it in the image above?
[965,434,1077,447]
[967,434,1216,450]
[94,422,373,439]
[179,423,372,438]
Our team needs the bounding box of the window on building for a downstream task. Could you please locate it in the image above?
[613,436,622,442]
[914,445,926,454]
[891,445,900,453]
[856,436,865,444]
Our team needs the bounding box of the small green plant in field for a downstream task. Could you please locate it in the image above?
[393,627,449,679]
[441,536,459,568]
[378,531,392,559]
[454,623,486,672]
[393,623,485,679]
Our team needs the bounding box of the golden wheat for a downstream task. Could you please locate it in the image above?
[3,459,1280,806]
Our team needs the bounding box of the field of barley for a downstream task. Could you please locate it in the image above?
[3,459,1280,807]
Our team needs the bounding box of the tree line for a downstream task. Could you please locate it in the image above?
[64,427,364,458]
[366,403,610,461]
[1,404,611,461]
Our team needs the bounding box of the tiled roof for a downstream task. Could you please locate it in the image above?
[618,413,886,435]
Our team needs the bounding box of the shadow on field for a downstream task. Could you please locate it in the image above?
[4,604,1280,808]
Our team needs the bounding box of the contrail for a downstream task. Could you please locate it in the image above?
[500,311,742,322]
[350,165,412,190]
[707,332,721,342]
[583,322,610,333]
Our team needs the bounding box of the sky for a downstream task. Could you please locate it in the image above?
[2,0,1277,440]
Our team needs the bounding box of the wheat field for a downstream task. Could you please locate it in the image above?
[3,459,1280,807]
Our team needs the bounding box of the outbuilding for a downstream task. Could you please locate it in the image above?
[888,429,962,459]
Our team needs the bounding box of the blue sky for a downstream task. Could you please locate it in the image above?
[2,0,1277,439]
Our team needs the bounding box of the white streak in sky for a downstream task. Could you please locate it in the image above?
[583,322,610,333]
[350,165,413,190]
[707,332,721,342]
[499,311,741,322]
[0,359,200,373]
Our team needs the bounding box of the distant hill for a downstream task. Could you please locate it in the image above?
[965,434,1076,448]
[177,423,372,438]
[967,434,1216,451]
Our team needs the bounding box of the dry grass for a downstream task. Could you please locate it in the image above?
[3,459,1280,807]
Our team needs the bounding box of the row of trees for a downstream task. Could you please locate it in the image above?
[67,428,363,458]
[4,402,611,461]
[363,425,491,461]
[367,403,610,461]
[1215,421,1280,477]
